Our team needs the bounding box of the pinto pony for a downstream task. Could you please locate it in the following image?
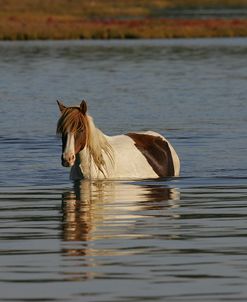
[57,100,180,180]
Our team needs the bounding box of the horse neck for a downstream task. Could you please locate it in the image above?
[81,115,113,177]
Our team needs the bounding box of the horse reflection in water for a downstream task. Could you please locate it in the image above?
[61,180,180,261]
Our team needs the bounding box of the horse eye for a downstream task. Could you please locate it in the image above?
[77,129,84,136]
[78,126,84,133]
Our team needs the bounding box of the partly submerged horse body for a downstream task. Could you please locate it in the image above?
[57,100,180,180]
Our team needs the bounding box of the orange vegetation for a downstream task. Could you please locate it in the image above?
[1,16,247,40]
[1,0,247,39]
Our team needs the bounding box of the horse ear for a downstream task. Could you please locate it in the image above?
[80,100,87,115]
[57,100,66,113]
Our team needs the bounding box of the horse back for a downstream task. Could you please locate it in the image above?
[126,132,179,177]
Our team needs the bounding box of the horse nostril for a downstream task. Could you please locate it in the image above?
[62,153,75,167]
[69,154,75,163]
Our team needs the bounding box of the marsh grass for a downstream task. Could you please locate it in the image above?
[1,0,247,40]
[1,17,247,40]
[1,0,247,17]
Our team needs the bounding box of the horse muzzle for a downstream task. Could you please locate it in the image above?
[61,153,75,167]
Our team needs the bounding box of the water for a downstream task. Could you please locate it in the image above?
[0,38,247,301]
[158,8,247,19]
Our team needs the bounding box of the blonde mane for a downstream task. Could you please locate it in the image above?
[57,107,114,177]
[86,115,114,177]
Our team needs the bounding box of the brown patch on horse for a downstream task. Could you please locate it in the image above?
[126,133,175,177]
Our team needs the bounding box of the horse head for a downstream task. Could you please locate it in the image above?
[57,100,88,167]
